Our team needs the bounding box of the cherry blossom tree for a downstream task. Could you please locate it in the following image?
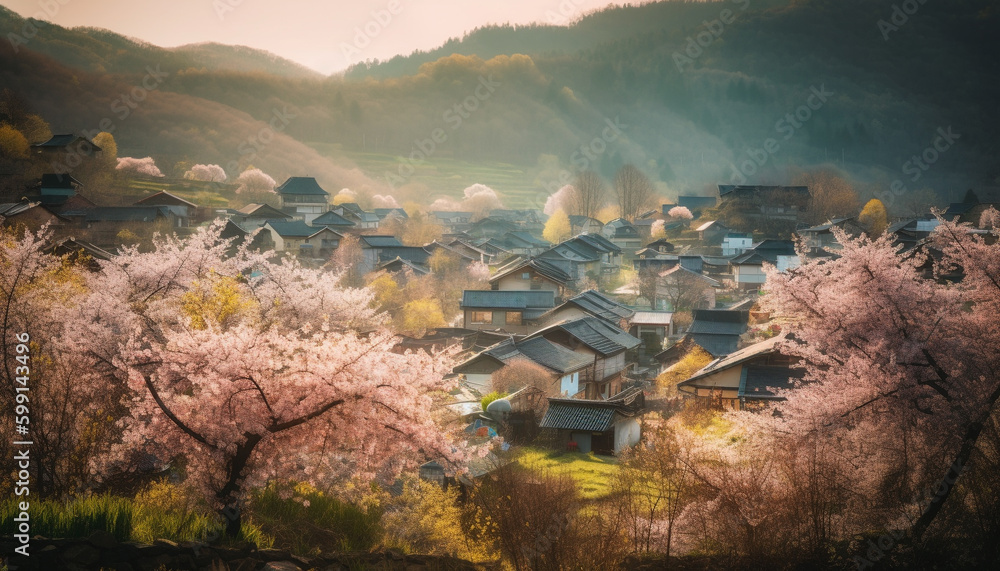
[760,221,1000,542]
[0,225,124,497]
[184,163,227,182]
[667,206,693,220]
[70,223,466,534]
[116,156,164,177]
[235,167,276,194]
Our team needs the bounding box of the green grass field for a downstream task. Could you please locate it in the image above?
[516,447,619,500]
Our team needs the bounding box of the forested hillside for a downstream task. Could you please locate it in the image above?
[2,0,997,206]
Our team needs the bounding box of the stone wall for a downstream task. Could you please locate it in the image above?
[2,532,487,571]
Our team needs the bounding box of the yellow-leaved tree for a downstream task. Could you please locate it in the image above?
[543,208,572,243]
[858,198,888,237]
[397,298,446,336]
[0,124,29,159]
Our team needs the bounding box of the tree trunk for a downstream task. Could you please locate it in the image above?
[910,384,1000,541]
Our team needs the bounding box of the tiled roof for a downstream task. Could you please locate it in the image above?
[631,311,673,326]
[83,206,169,222]
[265,220,321,238]
[455,336,591,375]
[377,246,431,265]
[359,235,403,248]
[461,290,555,310]
[374,208,409,219]
[739,365,805,399]
[312,211,356,227]
[275,177,329,196]
[32,134,99,150]
[688,310,749,335]
[237,203,290,218]
[685,334,788,384]
[39,173,82,188]
[563,290,634,322]
[491,257,572,285]
[540,402,617,432]
[690,334,740,358]
[533,316,642,356]
[539,387,645,431]
[134,191,198,208]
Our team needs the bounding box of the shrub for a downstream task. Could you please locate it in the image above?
[247,481,382,556]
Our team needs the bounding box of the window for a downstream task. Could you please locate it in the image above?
[470,311,493,324]
[506,311,522,326]
[521,272,531,280]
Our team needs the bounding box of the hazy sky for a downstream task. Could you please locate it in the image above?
[6,0,625,73]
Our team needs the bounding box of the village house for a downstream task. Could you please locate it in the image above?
[30,133,102,159]
[32,173,83,209]
[694,220,730,245]
[569,215,603,235]
[721,232,753,256]
[332,203,380,229]
[263,220,342,257]
[275,176,330,224]
[526,316,642,400]
[0,200,65,231]
[453,336,592,397]
[460,290,556,334]
[310,210,357,232]
[717,184,811,224]
[684,309,750,357]
[358,235,404,273]
[468,216,518,239]
[499,231,550,256]
[539,386,645,455]
[133,191,200,227]
[676,334,803,410]
[540,289,634,330]
[232,203,292,229]
[730,239,800,290]
[537,233,623,282]
[490,257,571,298]
[662,196,718,218]
[602,218,643,251]
[796,218,866,253]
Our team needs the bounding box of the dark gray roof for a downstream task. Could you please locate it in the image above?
[534,316,642,356]
[312,210,356,227]
[39,173,82,188]
[84,206,169,222]
[690,333,740,358]
[265,220,329,238]
[683,334,788,384]
[374,208,409,219]
[688,310,749,335]
[562,290,634,323]
[359,235,403,248]
[377,246,430,265]
[275,177,329,196]
[236,203,290,219]
[32,134,100,150]
[491,257,572,285]
[503,231,548,248]
[455,336,591,375]
[461,290,555,311]
[539,387,645,431]
[739,365,805,400]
